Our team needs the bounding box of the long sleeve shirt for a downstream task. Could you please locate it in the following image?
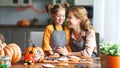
[42,24,71,52]
[71,29,97,57]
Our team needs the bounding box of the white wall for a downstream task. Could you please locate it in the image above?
[93,0,104,42]
[116,0,120,42]
[94,0,120,42]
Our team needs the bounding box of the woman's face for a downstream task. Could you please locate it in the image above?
[52,9,65,25]
[67,11,80,28]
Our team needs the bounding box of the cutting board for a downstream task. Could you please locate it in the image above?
[42,57,92,64]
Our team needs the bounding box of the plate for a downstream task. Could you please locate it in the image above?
[42,64,54,68]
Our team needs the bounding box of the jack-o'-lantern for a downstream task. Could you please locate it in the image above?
[24,41,44,63]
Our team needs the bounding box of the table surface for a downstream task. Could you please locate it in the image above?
[10,57,101,68]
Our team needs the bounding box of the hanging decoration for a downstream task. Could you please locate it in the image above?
[16,5,46,14]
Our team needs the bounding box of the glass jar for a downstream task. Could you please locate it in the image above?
[0,56,7,68]
[0,56,11,68]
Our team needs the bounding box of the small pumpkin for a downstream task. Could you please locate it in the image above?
[0,43,22,64]
[24,41,44,63]
[17,19,30,27]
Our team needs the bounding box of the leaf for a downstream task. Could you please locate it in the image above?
[100,42,120,56]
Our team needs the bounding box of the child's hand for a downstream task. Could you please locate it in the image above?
[49,53,60,58]
[54,53,60,56]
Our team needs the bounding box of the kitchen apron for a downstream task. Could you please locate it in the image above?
[70,36,86,52]
[50,24,66,53]
[70,31,97,57]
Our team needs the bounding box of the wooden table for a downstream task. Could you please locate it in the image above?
[10,57,101,68]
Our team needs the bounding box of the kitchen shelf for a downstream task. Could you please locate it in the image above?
[0,0,32,7]
[74,0,93,6]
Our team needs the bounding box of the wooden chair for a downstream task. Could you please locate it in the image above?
[95,33,100,57]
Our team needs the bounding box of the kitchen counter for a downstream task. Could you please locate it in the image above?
[0,25,45,55]
[10,57,101,68]
[0,25,46,29]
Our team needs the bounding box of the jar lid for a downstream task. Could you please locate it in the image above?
[0,56,10,60]
[0,56,5,60]
[4,56,10,60]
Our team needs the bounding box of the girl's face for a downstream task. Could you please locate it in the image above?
[52,9,65,25]
[67,11,80,28]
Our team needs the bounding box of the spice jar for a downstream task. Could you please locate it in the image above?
[0,56,11,68]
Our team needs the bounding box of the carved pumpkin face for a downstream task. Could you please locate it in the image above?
[24,46,44,62]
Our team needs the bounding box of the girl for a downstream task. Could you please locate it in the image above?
[42,3,71,56]
[57,7,97,57]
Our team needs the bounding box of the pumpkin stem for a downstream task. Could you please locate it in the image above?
[29,40,35,47]
[31,42,35,47]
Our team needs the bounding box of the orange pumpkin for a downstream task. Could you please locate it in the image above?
[24,42,44,63]
[17,19,30,27]
[0,43,22,64]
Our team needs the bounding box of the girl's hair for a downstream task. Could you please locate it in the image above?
[45,2,69,15]
[68,7,94,31]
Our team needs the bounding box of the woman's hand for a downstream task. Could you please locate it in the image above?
[56,47,69,56]
[56,47,63,54]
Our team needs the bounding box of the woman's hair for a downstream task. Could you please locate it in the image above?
[68,7,94,31]
[45,2,69,15]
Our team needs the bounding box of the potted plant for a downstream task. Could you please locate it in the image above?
[100,42,120,68]
[32,18,39,27]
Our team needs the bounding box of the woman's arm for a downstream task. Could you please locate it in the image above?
[56,47,82,56]
[81,29,97,56]
[59,29,96,57]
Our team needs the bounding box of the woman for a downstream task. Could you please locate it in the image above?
[42,3,71,56]
[57,7,97,57]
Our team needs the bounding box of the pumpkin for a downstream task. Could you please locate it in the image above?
[0,43,22,64]
[24,41,44,63]
[17,19,30,27]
